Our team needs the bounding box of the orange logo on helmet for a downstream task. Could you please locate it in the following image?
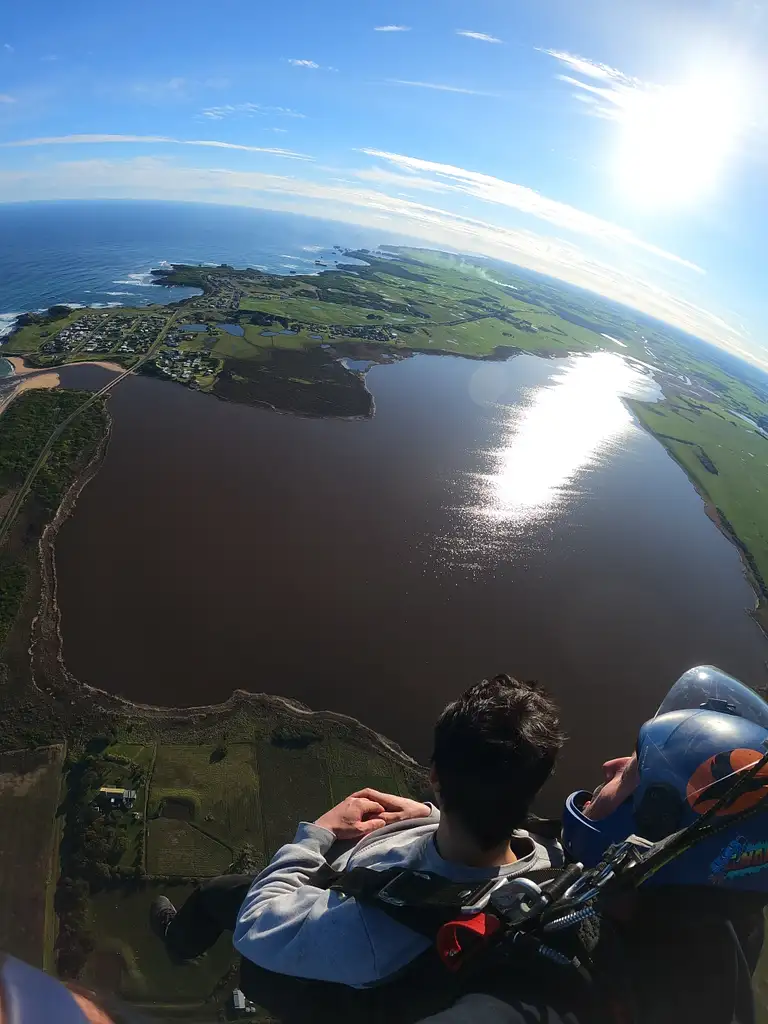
[687,749,768,816]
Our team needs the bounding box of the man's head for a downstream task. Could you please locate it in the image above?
[431,674,564,850]
[563,667,768,895]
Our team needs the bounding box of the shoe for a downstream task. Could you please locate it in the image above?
[150,895,177,940]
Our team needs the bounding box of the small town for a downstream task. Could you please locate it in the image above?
[153,347,220,384]
[41,311,170,357]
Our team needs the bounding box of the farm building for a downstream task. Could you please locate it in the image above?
[232,988,257,1015]
[95,787,137,811]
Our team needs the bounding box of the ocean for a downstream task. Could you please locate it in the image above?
[0,200,411,339]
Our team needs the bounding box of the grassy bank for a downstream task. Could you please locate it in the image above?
[629,394,768,630]
[0,389,108,651]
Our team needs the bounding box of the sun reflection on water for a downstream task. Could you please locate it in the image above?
[478,352,662,523]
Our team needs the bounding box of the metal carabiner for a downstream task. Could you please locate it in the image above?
[490,876,549,925]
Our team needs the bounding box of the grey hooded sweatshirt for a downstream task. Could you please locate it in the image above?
[233,805,562,989]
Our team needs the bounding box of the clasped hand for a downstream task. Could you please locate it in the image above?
[315,788,430,841]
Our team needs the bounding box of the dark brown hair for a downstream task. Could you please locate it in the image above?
[432,674,565,849]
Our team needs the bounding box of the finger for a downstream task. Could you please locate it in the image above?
[356,798,386,818]
[351,788,389,802]
[352,788,401,808]
[357,817,387,835]
[380,809,413,823]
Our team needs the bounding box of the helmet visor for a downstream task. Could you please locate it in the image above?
[656,666,768,731]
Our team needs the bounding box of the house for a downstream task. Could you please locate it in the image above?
[96,787,137,811]
[232,988,257,1016]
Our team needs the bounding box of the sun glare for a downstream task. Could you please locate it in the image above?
[614,69,749,208]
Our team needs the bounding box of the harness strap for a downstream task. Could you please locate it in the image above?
[330,867,499,908]
[326,865,566,941]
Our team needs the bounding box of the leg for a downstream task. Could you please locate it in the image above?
[161,874,253,959]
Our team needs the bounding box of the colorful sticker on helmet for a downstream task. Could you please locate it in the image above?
[709,837,768,882]
[686,748,768,816]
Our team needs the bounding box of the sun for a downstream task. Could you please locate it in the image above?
[614,69,749,208]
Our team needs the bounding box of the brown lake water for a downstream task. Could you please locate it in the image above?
[55,353,768,805]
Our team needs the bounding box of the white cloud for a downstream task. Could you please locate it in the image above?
[351,167,460,192]
[374,25,410,32]
[457,30,503,44]
[361,149,701,272]
[200,102,305,121]
[388,79,500,97]
[0,134,313,160]
[3,43,13,53]
[288,59,320,68]
[540,49,648,122]
[539,50,631,82]
[0,94,16,104]
[0,153,746,360]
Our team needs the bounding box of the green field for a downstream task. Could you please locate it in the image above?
[2,309,92,355]
[148,743,264,866]
[68,732,424,1011]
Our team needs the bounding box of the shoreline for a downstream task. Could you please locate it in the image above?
[28,425,423,771]
[627,401,768,639]
[8,355,125,376]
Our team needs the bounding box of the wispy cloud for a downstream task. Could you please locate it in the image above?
[457,30,503,44]
[351,166,459,193]
[389,79,500,98]
[0,134,313,160]
[375,25,410,32]
[0,153,742,358]
[540,50,646,121]
[288,59,320,69]
[3,43,13,53]
[0,94,16,103]
[361,148,701,272]
[540,50,632,82]
[200,102,305,121]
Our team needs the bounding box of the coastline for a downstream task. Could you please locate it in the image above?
[3,250,767,753]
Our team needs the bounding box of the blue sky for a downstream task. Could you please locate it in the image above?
[1,0,767,363]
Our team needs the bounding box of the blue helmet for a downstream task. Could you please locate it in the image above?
[562,666,768,891]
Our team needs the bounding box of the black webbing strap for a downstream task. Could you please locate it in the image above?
[330,866,500,908]
[326,865,566,941]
